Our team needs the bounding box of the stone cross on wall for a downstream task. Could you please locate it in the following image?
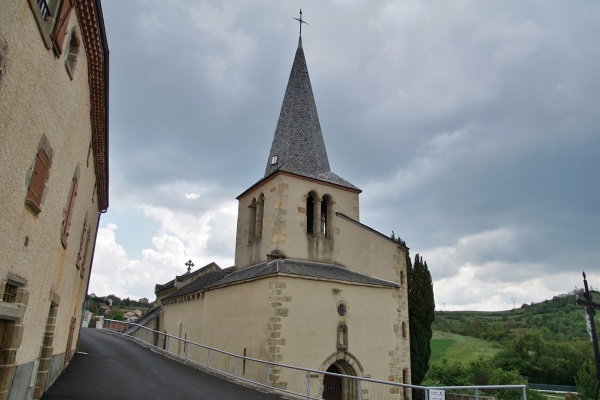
[185,259,194,274]
[576,271,600,399]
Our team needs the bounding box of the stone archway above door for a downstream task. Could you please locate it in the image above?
[320,351,365,400]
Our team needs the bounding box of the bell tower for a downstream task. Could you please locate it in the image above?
[234,30,361,269]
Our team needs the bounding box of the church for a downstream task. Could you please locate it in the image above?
[153,29,411,399]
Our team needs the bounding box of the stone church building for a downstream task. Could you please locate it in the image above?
[154,34,411,398]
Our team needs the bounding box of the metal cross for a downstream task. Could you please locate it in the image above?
[185,259,194,273]
[293,9,308,37]
[576,271,600,400]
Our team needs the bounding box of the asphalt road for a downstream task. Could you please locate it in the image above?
[42,328,284,400]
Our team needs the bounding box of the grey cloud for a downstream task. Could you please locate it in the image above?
[98,1,600,307]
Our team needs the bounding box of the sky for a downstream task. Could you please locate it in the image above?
[90,0,600,311]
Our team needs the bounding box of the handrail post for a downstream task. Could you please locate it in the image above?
[234,356,238,381]
[358,379,362,400]
[207,348,211,369]
[306,370,310,399]
[475,387,479,400]
[523,385,527,400]
[184,340,188,359]
[267,364,271,387]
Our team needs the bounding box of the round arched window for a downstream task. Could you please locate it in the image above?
[337,303,347,316]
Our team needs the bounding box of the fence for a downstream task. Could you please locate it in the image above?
[102,319,527,400]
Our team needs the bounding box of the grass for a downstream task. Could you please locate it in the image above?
[430,330,503,364]
[542,394,565,400]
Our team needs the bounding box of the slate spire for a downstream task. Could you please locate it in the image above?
[263,36,359,191]
[264,37,331,177]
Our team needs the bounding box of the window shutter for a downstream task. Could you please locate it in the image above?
[26,148,51,213]
[51,0,73,57]
[80,227,91,278]
[76,220,87,269]
[61,175,78,248]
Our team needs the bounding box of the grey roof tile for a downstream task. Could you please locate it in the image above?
[205,259,399,290]
[162,268,229,301]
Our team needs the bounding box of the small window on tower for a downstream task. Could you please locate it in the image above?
[271,155,278,165]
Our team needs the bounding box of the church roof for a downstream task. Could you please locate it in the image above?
[162,267,231,301]
[154,279,175,294]
[204,259,399,290]
[155,262,222,295]
[262,38,359,192]
[160,258,398,302]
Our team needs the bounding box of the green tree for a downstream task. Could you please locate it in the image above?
[492,329,594,385]
[575,360,597,400]
[425,357,545,400]
[408,253,435,384]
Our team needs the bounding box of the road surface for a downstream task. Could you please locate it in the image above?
[42,328,284,399]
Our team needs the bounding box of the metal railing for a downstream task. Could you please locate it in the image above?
[102,319,527,400]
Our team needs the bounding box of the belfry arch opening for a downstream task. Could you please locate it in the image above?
[306,191,318,235]
[322,360,358,400]
[248,194,264,243]
[248,198,257,242]
[255,193,264,239]
[321,194,333,239]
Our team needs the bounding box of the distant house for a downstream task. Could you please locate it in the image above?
[123,310,142,322]
[139,297,149,304]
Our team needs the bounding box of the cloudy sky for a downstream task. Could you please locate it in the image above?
[90,0,600,311]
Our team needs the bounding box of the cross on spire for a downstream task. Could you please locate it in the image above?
[293,9,308,37]
[185,259,194,273]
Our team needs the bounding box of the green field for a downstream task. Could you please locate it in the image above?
[430,330,502,364]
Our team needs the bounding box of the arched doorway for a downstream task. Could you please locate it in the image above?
[322,360,358,400]
[323,364,343,400]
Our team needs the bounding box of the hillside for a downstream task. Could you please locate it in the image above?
[427,290,599,386]
[433,290,600,341]
[430,330,502,364]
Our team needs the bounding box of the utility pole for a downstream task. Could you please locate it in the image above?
[576,272,600,400]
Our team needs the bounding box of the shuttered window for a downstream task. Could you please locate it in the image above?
[26,148,51,213]
[76,220,87,269]
[51,0,73,57]
[80,227,91,278]
[60,175,78,248]
[0,46,6,83]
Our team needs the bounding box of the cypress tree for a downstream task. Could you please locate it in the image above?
[408,252,435,384]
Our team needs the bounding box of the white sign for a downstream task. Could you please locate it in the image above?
[430,389,445,400]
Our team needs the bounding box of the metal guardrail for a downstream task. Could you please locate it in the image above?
[102,319,527,400]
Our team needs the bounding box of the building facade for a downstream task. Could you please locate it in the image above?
[154,36,411,399]
[0,1,108,398]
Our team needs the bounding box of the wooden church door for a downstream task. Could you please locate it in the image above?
[323,364,343,400]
